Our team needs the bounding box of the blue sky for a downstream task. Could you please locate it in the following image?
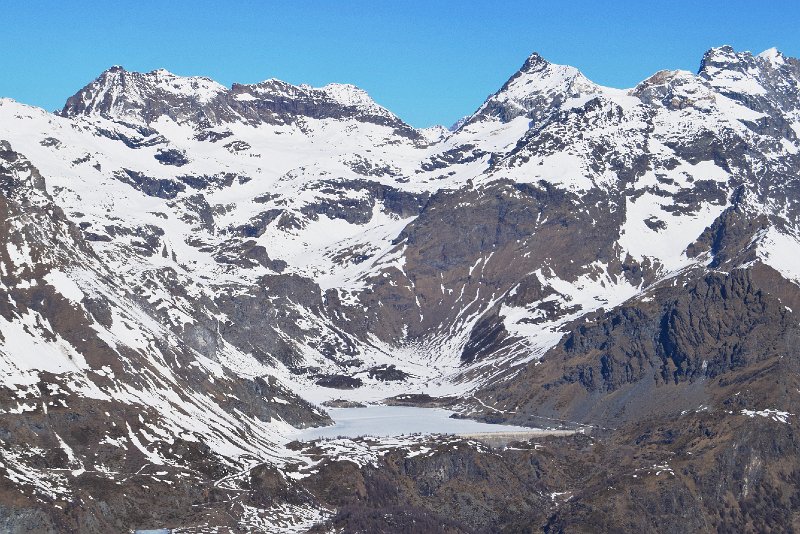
[2,1,799,128]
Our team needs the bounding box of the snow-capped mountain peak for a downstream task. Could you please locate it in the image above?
[231,78,400,121]
[460,51,600,128]
[698,44,743,70]
[698,45,796,86]
[757,46,786,65]
[696,45,800,122]
[631,69,716,111]
[61,67,421,139]
[515,51,551,74]
[502,52,594,96]
[60,65,228,123]
[319,82,382,109]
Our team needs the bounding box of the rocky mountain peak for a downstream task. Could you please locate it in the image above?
[59,67,420,138]
[232,78,391,117]
[631,69,715,110]
[698,45,745,72]
[696,45,800,117]
[518,52,550,74]
[60,66,227,124]
[757,47,786,65]
[227,77,418,137]
[459,51,598,129]
[699,45,796,74]
[319,83,380,109]
[697,45,797,84]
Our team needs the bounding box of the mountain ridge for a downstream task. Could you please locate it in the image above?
[56,45,795,132]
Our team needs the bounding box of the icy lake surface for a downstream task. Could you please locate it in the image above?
[295,405,536,440]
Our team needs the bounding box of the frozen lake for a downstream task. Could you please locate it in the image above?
[295,405,537,440]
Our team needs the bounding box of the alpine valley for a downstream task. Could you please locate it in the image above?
[1,45,799,533]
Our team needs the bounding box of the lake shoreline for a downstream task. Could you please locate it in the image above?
[292,405,562,441]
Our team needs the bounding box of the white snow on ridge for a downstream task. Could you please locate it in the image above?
[498,262,642,370]
[319,83,390,113]
[741,408,794,423]
[756,227,800,283]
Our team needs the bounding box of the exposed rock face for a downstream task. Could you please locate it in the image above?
[300,393,800,533]
[0,45,799,531]
[0,144,331,532]
[60,66,421,140]
[472,267,799,427]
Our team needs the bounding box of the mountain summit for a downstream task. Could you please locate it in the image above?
[460,51,600,128]
[60,65,227,123]
[60,66,420,138]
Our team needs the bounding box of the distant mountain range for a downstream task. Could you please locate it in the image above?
[0,45,798,532]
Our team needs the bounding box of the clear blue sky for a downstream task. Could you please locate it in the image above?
[2,1,799,128]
